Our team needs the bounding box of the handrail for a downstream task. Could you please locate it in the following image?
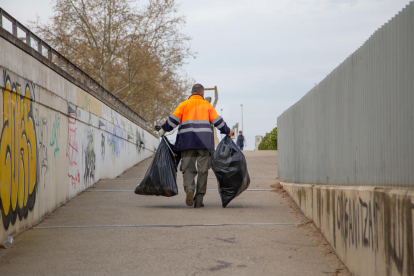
[0,8,147,128]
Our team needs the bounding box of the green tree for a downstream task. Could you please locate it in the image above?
[258,127,277,150]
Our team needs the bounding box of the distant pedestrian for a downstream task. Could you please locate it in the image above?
[236,131,246,150]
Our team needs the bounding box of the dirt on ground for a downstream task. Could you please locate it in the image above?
[272,180,352,276]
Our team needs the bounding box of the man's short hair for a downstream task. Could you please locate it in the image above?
[192,83,204,94]
[239,131,242,134]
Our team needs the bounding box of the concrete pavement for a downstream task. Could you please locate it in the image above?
[0,150,350,275]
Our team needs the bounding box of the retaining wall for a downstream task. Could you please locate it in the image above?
[0,32,159,240]
[282,183,413,276]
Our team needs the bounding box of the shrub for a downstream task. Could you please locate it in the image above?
[258,127,277,150]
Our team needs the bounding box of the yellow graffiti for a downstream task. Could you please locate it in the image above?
[0,72,37,230]
[77,88,102,117]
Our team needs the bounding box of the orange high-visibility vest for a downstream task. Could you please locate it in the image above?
[162,95,230,151]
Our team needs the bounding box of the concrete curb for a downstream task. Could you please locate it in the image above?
[282,182,414,276]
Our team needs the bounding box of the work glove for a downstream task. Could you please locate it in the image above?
[159,129,166,137]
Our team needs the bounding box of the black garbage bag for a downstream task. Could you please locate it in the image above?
[211,136,250,207]
[134,136,181,197]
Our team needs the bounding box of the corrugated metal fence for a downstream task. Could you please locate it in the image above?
[278,2,414,187]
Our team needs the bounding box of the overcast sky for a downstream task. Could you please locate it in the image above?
[1,0,412,149]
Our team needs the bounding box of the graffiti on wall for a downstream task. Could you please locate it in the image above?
[336,195,379,251]
[335,193,413,275]
[66,107,80,189]
[76,88,102,117]
[83,128,95,184]
[383,198,413,275]
[107,134,119,161]
[106,123,124,162]
[101,133,105,158]
[128,124,133,136]
[136,129,144,153]
[35,108,48,188]
[50,114,60,157]
[0,71,38,230]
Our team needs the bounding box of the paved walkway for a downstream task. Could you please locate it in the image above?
[0,151,349,275]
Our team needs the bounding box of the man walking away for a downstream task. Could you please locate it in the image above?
[159,84,234,208]
[236,131,246,150]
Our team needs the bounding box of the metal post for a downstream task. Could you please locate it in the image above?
[213,86,218,108]
[221,109,223,139]
[204,86,219,108]
[58,55,62,68]
[0,9,3,28]
[241,104,243,132]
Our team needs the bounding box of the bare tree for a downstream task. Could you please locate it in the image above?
[31,0,195,130]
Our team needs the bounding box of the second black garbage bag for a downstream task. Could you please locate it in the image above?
[211,136,250,207]
[134,136,181,197]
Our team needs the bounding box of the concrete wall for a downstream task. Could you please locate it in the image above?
[278,2,414,187]
[282,183,414,276]
[0,34,159,240]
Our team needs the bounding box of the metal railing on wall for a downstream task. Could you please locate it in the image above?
[0,8,146,128]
